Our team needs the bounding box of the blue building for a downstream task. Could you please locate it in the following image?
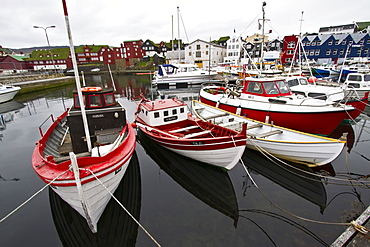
[301,33,370,64]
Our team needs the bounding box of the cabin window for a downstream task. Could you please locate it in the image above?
[286,79,299,87]
[164,110,169,116]
[263,81,279,94]
[73,95,86,108]
[103,93,115,106]
[89,95,102,108]
[154,112,160,118]
[246,81,263,94]
[180,107,184,113]
[172,109,177,115]
[276,80,290,94]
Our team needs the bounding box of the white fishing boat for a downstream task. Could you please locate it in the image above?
[0,83,21,104]
[192,100,346,167]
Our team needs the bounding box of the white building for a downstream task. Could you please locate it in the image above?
[184,39,225,69]
[223,33,245,65]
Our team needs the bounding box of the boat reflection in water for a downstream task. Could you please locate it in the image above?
[49,152,141,246]
[242,149,329,214]
[138,129,239,227]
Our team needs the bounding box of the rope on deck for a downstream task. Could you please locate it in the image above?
[82,168,161,247]
[0,169,70,223]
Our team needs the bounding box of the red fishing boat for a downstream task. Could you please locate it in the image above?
[134,96,247,170]
[199,77,356,136]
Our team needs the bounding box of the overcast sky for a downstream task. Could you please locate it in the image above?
[1,0,369,49]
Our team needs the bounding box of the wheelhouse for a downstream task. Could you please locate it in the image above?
[73,87,117,110]
[241,78,292,97]
[137,98,188,127]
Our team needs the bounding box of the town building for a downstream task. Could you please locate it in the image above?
[184,39,225,68]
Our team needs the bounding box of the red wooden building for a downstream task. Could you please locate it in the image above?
[281,35,298,65]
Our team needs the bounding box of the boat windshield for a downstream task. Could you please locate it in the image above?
[365,75,370,82]
[263,81,279,94]
[246,81,263,94]
[276,80,290,94]
[348,75,362,82]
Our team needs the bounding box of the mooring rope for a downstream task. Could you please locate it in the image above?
[238,141,369,235]
[247,137,370,186]
[82,168,161,247]
[0,169,70,223]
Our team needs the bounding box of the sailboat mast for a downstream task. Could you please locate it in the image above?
[260,1,266,69]
[177,6,181,64]
[61,0,92,152]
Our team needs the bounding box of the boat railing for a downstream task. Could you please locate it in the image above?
[38,114,55,137]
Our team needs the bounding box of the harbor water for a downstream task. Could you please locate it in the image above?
[0,74,369,246]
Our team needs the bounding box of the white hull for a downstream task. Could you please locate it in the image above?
[154,74,217,85]
[193,100,345,166]
[0,85,21,103]
[166,145,245,170]
[50,157,131,231]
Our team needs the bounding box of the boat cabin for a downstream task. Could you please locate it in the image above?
[67,87,127,153]
[344,73,370,88]
[241,78,292,97]
[137,98,188,127]
[157,64,202,76]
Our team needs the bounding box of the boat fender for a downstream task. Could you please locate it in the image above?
[217,87,227,92]
[81,87,102,92]
[114,112,119,118]
[131,122,137,128]
[308,77,317,84]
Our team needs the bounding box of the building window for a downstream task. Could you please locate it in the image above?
[206,51,208,55]
[196,51,201,57]
[189,52,191,56]
[196,45,201,50]
[288,41,295,48]
[340,49,344,55]
[311,41,316,46]
[335,40,339,45]
[315,49,320,55]
[326,49,331,55]
[317,41,321,46]
[333,49,337,55]
[342,40,346,45]
[310,50,315,55]
[365,48,369,54]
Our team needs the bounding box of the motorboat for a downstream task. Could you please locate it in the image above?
[152,63,218,89]
[0,83,21,104]
[285,76,368,120]
[342,73,370,99]
[192,100,346,167]
[133,96,247,170]
[199,77,356,136]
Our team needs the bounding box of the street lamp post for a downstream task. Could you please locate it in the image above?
[33,25,57,74]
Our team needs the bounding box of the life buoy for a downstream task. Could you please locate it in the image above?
[81,87,102,92]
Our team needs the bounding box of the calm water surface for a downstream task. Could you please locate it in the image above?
[0,74,369,246]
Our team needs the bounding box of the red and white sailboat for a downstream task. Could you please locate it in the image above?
[134,96,247,170]
[199,77,356,136]
[32,0,136,233]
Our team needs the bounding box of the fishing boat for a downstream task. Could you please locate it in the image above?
[199,77,356,136]
[138,130,239,226]
[152,63,218,89]
[0,83,21,104]
[133,96,247,170]
[49,152,141,245]
[193,100,346,167]
[32,0,136,233]
[285,75,369,120]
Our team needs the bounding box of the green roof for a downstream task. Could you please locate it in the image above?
[25,48,70,61]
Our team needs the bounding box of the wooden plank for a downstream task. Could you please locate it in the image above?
[203,113,229,120]
[247,123,263,130]
[183,130,211,139]
[169,125,200,133]
[256,130,283,138]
